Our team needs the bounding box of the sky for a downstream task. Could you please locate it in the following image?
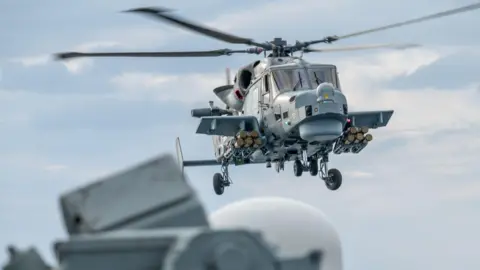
[1,0,479,269]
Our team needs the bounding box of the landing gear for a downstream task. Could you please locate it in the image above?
[318,155,342,191]
[213,173,224,195]
[293,159,303,177]
[293,148,309,177]
[325,168,342,191]
[212,162,231,195]
[309,159,318,176]
[274,160,285,173]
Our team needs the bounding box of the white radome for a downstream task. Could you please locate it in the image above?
[209,197,343,270]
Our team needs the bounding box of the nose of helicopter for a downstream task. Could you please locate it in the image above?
[298,119,343,141]
[297,83,345,142]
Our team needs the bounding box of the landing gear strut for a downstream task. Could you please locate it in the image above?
[213,162,232,195]
[291,149,343,190]
[274,159,285,173]
[293,148,311,177]
[319,155,342,190]
[293,159,303,176]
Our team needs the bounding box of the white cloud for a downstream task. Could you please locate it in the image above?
[330,48,480,135]
[344,171,373,178]
[43,164,68,172]
[110,71,225,103]
[10,41,121,74]
[60,41,121,74]
[207,0,347,33]
[10,55,50,67]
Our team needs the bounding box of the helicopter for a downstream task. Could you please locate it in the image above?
[54,3,480,195]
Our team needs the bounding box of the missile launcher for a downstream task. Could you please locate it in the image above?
[333,126,374,155]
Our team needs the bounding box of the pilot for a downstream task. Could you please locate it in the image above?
[209,197,343,270]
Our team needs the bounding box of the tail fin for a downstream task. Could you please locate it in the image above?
[226,67,231,85]
[175,137,184,174]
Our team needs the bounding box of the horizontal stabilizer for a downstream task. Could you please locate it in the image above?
[176,137,220,170]
[196,116,260,136]
[184,159,219,166]
[348,110,394,128]
[213,85,234,95]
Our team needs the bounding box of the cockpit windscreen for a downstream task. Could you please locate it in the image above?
[272,69,310,92]
[307,67,338,89]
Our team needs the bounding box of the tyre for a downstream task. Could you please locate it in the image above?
[213,173,225,195]
[293,160,303,177]
[309,160,318,176]
[325,168,342,190]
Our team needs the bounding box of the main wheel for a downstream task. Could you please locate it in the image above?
[293,160,303,177]
[213,173,225,195]
[325,168,342,190]
[309,159,318,176]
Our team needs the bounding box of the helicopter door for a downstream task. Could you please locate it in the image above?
[261,74,282,136]
[243,79,261,123]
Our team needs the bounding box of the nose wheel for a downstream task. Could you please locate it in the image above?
[213,162,232,195]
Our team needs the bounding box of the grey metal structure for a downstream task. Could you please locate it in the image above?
[54,3,480,195]
[2,155,322,270]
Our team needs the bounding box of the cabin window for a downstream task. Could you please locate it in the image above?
[272,68,310,93]
[307,67,337,89]
[262,74,271,104]
[264,74,270,93]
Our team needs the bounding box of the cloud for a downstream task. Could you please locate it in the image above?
[344,171,373,178]
[207,0,346,33]
[329,48,480,135]
[10,55,50,67]
[43,164,68,173]
[10,41,121,74]
[56,41,122,74]
[110,71,225,103]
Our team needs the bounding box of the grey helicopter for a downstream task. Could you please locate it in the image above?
[54,3,480,195]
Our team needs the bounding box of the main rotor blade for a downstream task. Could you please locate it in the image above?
[124,7,268,49]
[303,43,421,53]
[337,3,480,40]
[304,2,480,46]
[54,49,240,60]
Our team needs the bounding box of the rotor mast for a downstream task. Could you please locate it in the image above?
[269,38,290,57]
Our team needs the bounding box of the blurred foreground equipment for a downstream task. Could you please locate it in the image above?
[2,154,322,270]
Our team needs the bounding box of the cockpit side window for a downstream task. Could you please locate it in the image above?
[262,74,271,104]
[272,68,310,93]
[308,67,338,89]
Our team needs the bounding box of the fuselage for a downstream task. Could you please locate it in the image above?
[212,57,349,164]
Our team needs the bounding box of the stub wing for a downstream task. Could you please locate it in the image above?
[195,116,260,136]
[348,110,394,128]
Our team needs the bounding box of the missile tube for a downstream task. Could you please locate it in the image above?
[333,126,374,154]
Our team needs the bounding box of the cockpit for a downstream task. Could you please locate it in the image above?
[268,65,340,98]
[248,64,340,106]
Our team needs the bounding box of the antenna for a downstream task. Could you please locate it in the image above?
[226,68,231,85]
